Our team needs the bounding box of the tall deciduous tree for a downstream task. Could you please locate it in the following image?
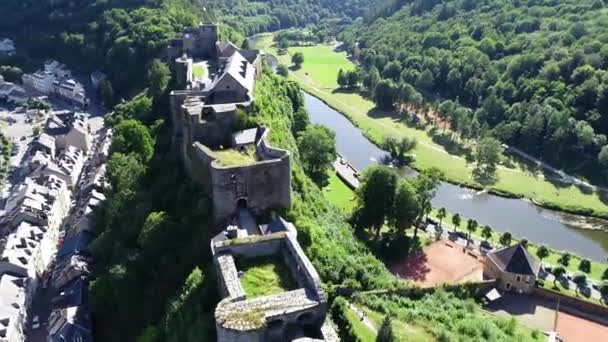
[297,124,337,185]
[292,52,304,68]
[536,245,550,262]
[413,168,442,237]
[499,231,512,246]
[374,79,397,109]
[111,119,155,162]
[391,180,420,235]
[148,59,171,97]
[475,136,503,181]
[354,165,399,240]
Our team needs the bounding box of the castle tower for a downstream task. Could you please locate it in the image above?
[194,23,218,60]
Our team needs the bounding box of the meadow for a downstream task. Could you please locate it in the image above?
[252,34,608,218]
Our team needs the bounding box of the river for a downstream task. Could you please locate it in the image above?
[304,93,608,262]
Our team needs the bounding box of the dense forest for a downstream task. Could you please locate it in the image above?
[340,0,608,178]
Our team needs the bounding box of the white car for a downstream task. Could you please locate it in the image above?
[31,316,40,330]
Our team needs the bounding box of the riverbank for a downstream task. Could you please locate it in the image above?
[252,34,608,220]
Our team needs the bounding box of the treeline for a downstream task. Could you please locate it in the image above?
[340,0,608,181]
[210,0,382,36]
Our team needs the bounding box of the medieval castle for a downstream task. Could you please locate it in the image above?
[168,22,338,341]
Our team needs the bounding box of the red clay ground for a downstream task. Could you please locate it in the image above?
[391,240,484,287]
[558,311,608,342]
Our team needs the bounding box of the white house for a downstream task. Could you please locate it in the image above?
[53,78,88,107]
[44,60,70,78]
[22,71,56,94]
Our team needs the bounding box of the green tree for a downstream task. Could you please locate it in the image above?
[106,152,146,191]
[373,79,397,109]
[292,52,304,68]
[337,69,348,88]
[474,136,503,181]
[553,266,566,286]
[111,119,155,162]
[354,165,399,240]
[482,225,492,242]
[347,70,360,88]
[376,315,396,342]
[297,124,337,185]
[536,245,550,262]
[465,219,478,245]
[292,107,309,135]
[363,67,381,91]
[579,259,591,274]
[276,64,289,77]
[451,213,461,232]
[100,79,115,106]
[558,252,571,267]
[413,168,442,237]
[599,282,608,299]
[147,59,171,97]
[391,180,420,235]
[603,267,608,280]
[499,231,512,246]
[437,207,447,228]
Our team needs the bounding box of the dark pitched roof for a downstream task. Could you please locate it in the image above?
[51,277,87,309]
[56,231,93,261]
[488,243,540,276]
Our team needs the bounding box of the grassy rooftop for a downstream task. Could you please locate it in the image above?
[213,145,259,167]
[192,64,207,80]
[238,256,296,298]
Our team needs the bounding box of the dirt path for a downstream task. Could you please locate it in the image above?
[349,303,377,334]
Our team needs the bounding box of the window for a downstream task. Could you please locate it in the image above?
[505,283,511,290]
[516,275,521,282]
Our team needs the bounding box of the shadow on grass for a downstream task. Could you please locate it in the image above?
[429,130,474,161]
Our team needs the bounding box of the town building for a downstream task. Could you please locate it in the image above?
[46,278,92,342]
[0,39,16,57]
[0,81,28,105]
[22,61,88,107]
[22,71,55,95]
[45,111,90,152]
[484,243,541,293]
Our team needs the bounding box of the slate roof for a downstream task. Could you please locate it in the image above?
[232,127,258,146]
[487,243,540,276]
[56,231,93,261]
[215,51,255,94]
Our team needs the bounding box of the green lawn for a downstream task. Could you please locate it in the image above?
[213,146,258,167]
[322,172,356,212]
[345,306,376,342]
[192,64,206,79]
[237,257,296,298]
[253,35,608,218]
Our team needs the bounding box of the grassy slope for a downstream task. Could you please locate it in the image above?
[253,34,608,218]
[345,304,434,342]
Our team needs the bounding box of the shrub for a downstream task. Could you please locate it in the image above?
[572,272,587,286]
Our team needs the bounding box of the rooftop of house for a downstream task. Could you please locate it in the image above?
[213,50,255,95]
[232,127,258,146]
[0,274,26,322]
[487,243,540,276]
[45,112,87,135]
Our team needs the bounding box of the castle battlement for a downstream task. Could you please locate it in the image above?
[211,217,335,342]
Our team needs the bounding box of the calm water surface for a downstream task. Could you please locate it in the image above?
[305,93,608,262]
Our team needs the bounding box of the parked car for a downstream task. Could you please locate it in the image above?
[480,240,493,250]
[451,231,468,240]
[579,286,592,297]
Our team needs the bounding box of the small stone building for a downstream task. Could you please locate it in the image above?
[484,243,540,293]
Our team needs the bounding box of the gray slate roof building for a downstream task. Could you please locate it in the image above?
[487,243,540,276]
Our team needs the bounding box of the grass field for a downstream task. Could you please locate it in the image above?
[238,257,296,298]
[192,64,206,79]
[322,173,356,212]
[252,34,608,218]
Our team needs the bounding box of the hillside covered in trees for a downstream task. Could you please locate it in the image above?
[340,0,608,181]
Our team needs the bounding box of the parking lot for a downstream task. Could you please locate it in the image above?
[486,293,608,342]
